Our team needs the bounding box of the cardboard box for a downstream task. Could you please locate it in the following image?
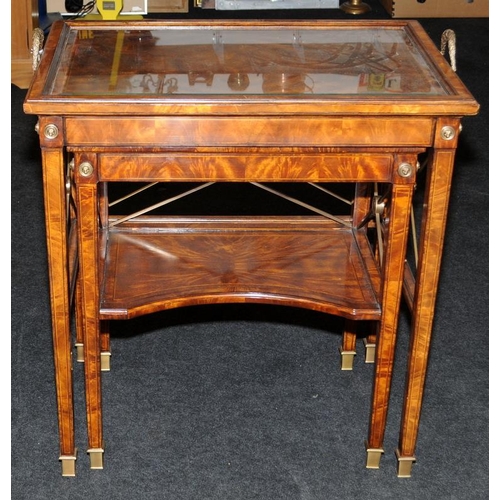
[148,0,188,12]
[379,0,488,18]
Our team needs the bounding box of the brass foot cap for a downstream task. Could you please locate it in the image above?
[396,450,416,478]
[75,343,84,363]
[88,448,104,469]
[59,452,77,477]
[339,349,356,370]
[101,351,111,371]
[363,339,376,363]
[365,444,384,469]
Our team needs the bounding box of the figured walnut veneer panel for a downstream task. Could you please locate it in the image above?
[99,217,381,320]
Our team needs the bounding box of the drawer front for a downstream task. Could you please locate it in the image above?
[98,152,395,182]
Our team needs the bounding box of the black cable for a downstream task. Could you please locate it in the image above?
[66,1,97,20]
[65,0,83,12]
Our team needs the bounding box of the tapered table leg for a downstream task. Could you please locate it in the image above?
[76,181,111,369]
[340,319,357,370]
[100,321,111,371]
[74,271,84,363]
[363,330,377,364]
[365,155,416,468]
[340,183,376,369]
[75,153,105,470]
[75,278,111,371]
[396,118,463,477]
[40,120,77,476]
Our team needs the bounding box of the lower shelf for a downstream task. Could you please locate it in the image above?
[99,216,381,320]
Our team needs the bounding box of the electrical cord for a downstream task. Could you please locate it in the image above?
[66,0,97,19]
[65,0,83,12]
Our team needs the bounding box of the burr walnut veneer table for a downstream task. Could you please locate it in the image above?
[24,20,479,477]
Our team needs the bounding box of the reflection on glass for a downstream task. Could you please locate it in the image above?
[47,27,447,96]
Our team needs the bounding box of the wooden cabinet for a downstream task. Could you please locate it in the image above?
[12,0,39,89]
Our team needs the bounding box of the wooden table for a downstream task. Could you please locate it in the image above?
[24,19,479,477]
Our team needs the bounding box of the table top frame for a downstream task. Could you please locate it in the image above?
[24,19,479,118]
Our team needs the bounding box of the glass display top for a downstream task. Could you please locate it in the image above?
[45,23,450,97]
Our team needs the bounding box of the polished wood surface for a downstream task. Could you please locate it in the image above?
[24,19,479,477]
[398,120,463,471]
[25,20,478,116]
[64,118,435,147]
[100,216,381,319]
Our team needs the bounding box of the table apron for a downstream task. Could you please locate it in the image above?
[64,116,435,148]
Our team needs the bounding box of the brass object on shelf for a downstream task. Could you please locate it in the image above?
[227,73,250,92]
[340,0,371,15]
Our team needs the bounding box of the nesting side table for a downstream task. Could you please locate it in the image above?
[24,19,479,477]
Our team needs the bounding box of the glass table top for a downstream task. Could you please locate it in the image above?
[45,23,449,97]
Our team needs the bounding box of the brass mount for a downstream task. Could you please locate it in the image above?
[340,0,372,15]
